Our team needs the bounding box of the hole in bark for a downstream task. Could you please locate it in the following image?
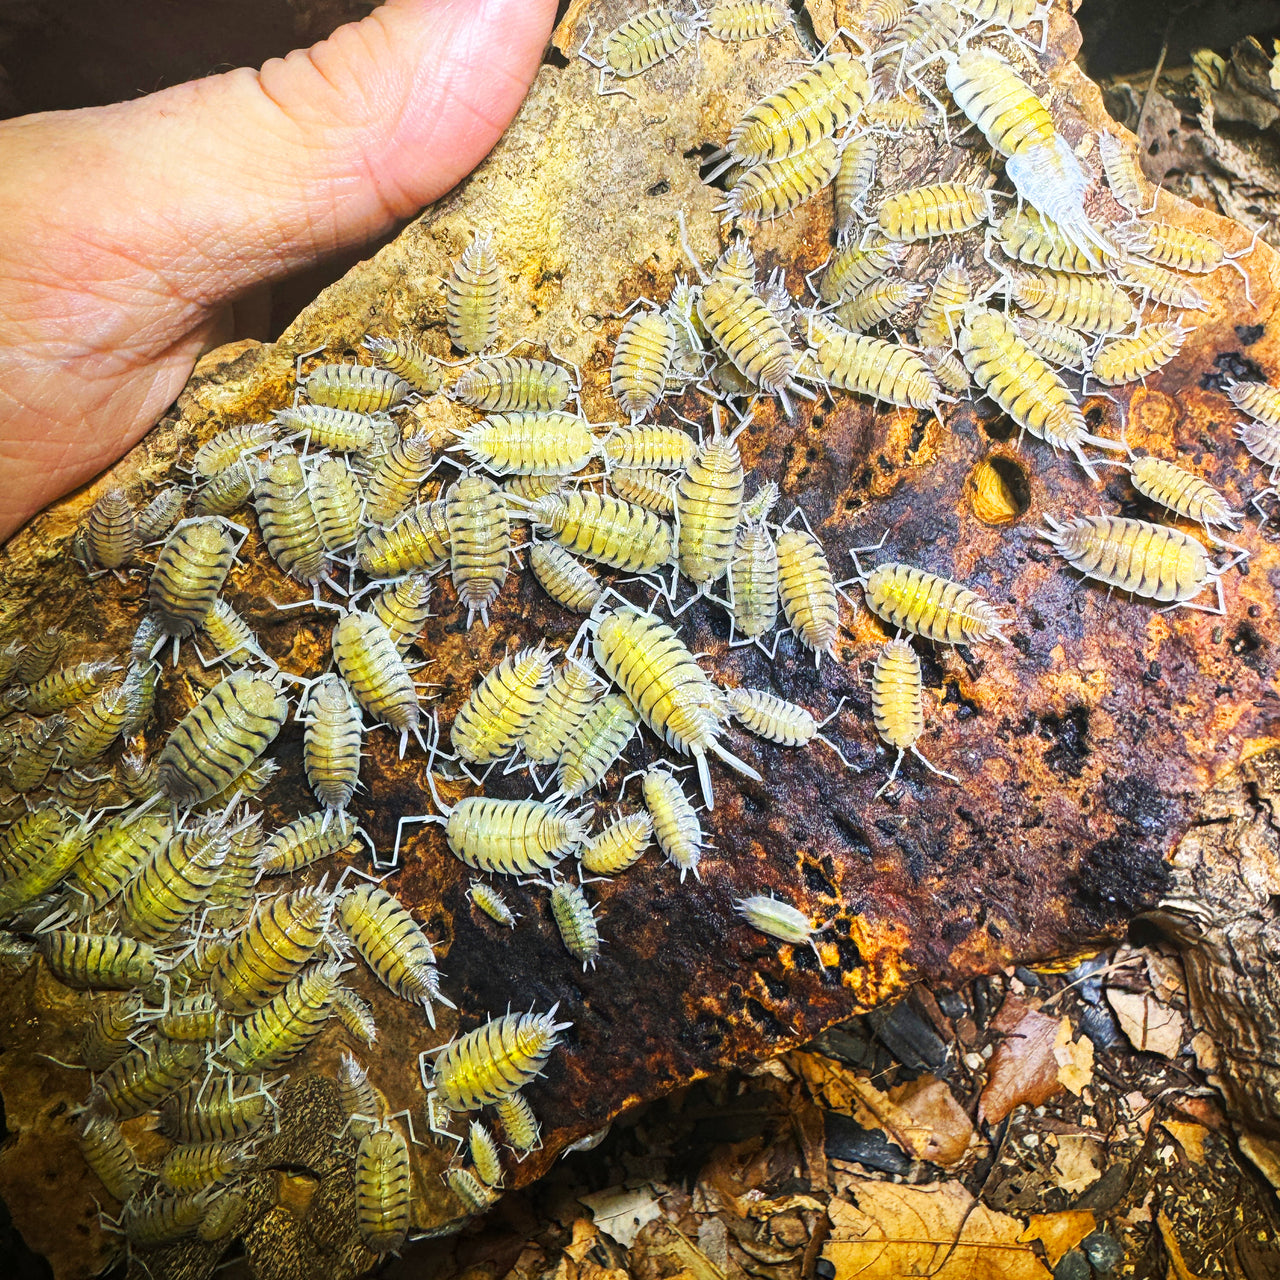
[970,456,1031,524]
[981,414,1017,443]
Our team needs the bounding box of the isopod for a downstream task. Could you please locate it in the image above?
[119,818,233,941]
[837,278,927,331]
[818,235,907,304]
[39,930,160,991]
[70,812,172,912]
[259,810,360,876]
[158,1076,271,1144]
[447,232,502,354]
[200,598,262,665]
[254,450,330,585]
[1227,380,1280,432]
[775,527,840,663]
[303,363,410,414]
[424,1006,571,1116]
[677,412,745,585]
[805,315,944,417]
[194,461,255,517]
[220,959,346,1072]
[958,307,1118,477]
[453,645,554,764]
[914,259,971,348]
[273,404,378,453]
[1009,268,1133,335]
[198,1190,249,1243]
[339,884,450,1026]
[455,411,597,476]
[833,135,878,242]
[1110,256,1207,310]
[157,991,226,1043]
[429,794,589,876]
[120,1192,210,1248]
[602,423,695,470]
[468,1120,504,1186]
[154,671,288,806]
[364,430,435,526]
[729,511,779,640]
[1126,456,1241,530]
[611,307,677,420]
[369,575,433,655]
[80,996,143,1070]
[723,686,824,746]
[357,1127,412,1253]
[93,1036,204,1119]
[159,1140,253,1195]
[520,657,602,766]
[18,659,119,715]
[452,357,573,412]
[148,517,237,643]
[579,811,653,876]
[84,489,139,570]
[469,878,517,927]
[193,423,275,478]
[1011,315,1090,369]
[309,454,365,551]
[610,466,678,516]
[1110,220,1257,303]
[79,1114,143,1203]
[331,610,421,752]
[698,280,807,413]
[446,472,511,627]
[851,550,1008,645]
[1090,321,1190,387]
[720,140,841,226]
[528,490,673,574]
[338,1051,383,1137]
[994,207,1107,275]
[336,983,380,1047]
[706,0,788,40]
[494,1091,542,1153]
[357,500,452,577]
[642,765,705,880]
[725,54,869,165]
[1041,513,1231,611]
[364,333,442,394]
[545,876,601,970]
[557,693,639,798]
[871,637,958,793]
[211,885,335,1014]
[529,542,603,615]
[594,605,760,807]
[135,487,185,541]
[877,182,994,242]
[734,893,824,955]
[1096,130,1155,214]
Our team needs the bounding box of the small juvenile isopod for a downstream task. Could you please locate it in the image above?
[364,333,442,394]
[494,1091,542,1154]
[642,765,705,880]
[452,357,573,412]
[447,232,502,354]
[301,675,363,814]
[445,472,511,627]
[194,461,255,517]
[135,487,185,542]
[364,430,435,526]
[864,0,910,30]
[818,235,906,304]
[469,878,517,927]
[724,686,842,753]
[273,404,378,453]
[698,280,807,413]
[544,876,601,970]
[369,575,433,655]
[1096,130,1155,214]
[706,0,788,40]
[157,992,226,1044]
[994,207,1108,274]
[1110,219,1257,302]
[18,659,119,715]
[581,7,700,89]
[579,811,653,876]
[309,454,366,552]
[93,1036,204,1119]
[1011,315,1090,370]
[734,893,825,957]
[520,657,602,767]
[805,315,944,418]
[729,510,779,640]
[335,986,378,1047]
[833,135,878,242]
[79,1114,143,1202]
[529,542,603,615]
[80,996,143,1070]
[258,809,360,876]
[338,1051,383,1137]
[158,1139,253,1195]
[468,1120,505,1186]
[69,812,172,912]
[1110,256,1207,311]
[158,1075,271,1144]
[155,671,289,807]
[611,307,677,420]
[914,259,972,348]
[870,637,958,794]
[837,278,927,331]
[200,598,262,665]
[303,363,410,414]
[452,645,554,765]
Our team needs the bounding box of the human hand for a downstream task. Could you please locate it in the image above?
[0,0,558,542]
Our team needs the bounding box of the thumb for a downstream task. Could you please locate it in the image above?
[0,0,557,538]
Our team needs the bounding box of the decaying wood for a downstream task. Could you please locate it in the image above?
[0,2,1278,1277]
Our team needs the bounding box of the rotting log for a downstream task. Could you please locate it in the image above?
[0,2,1278,1277]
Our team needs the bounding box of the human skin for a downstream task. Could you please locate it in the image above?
[0,0,559,541]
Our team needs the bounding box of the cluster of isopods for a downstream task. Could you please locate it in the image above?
[3,0,1279,1270]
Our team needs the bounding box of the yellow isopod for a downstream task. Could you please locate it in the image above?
[1009,268,1134,335]
[557,693,639,798]
[253,450,329,586]
[529,542,603,615]
[706,0,788,40]
[370,574,433,654]
[158,1140,252,1195]
[1011,315,1090,370]
[455,411,598,476]
[870,638,958,795]
[338,1051,383,1137]
[611,308,677,420]
[592,605,760,807]
[17,659,119,715]
[1110,256,1206,311]
[93,1036,204,1119]
[79,1115,142,1203]
[721,140,841,226]
[220,959,346,1073]
[958,308,1119,477]
[529,489,673,574]
[494,1091,542,1154]
[851,551,1008,645]
[584,7,699,83]
[698,280,806,414]
[642,764,705,880]
[914,259,971,348]
[357,500,452,577]
[877,182,994,242]
[119,818,234,942]
[1096,131,1155,214]
[521,658,602,767]
[148,517,237,644]
[818,235,906,304]
[609,466,677,516]
[447,231,502,354]
[192,422,275,478]
[730,511,779,641]
[1111,219,1257,302]
[332,609,421,751]
[1126,456,1241,531]
[1090,321,1191,387]
[579,811,654,876]
[995,208,1108,275]
[69,812,172,912]
[193,460,255,517]
[210,885,335,1015]
[833,135,878,242]
[39,929,161,991]
[363,333,442,394]
[357,1126,413,1253]
[805,315,944,416]
[84,488,139,571]
[364,430,435,526]
[154,671,289,807]
[676,412,745,585]
[776,527,840,664]
[452,357,573,412]
[602,423,695,470]
[725,54,869,165]
[304,363,410,414]
[1042,513,1231,611]
[861,94,929,131]
[445,472,511,628]
[836,278,927,332]
[452,645,554,764]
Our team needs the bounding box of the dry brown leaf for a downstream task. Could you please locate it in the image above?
[1107,990,1186,1058]
[1161,1120,1208,1163]
[1052,1136,1104,1196]
[824,1179,1052,1280]
[887,1077,977,1168]
[980,998,1064,1124]
[1018,1211,1097,1267]
[1053,1019,1094,1096]
[580,1189,663,1248]
[1159,1211,1206,1280]
[790,1052,864,1116]
[565,1218,601,1262]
